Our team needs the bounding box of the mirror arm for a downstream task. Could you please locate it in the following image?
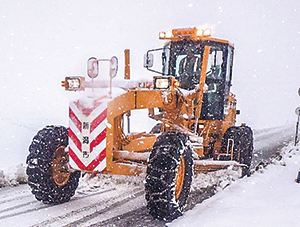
[147,47,164,52]
[145,67,164,75]
[144,47,165,75]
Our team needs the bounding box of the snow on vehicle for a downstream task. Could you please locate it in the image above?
[26,27,253,221]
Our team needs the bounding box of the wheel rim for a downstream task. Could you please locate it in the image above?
[52,146,71,186]
[175,156,185,200]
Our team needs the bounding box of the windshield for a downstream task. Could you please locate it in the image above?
[164,40,204,90]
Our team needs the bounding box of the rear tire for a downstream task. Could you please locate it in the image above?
[26,125,80,204]
[239,126,253,176]
[145,131,193,221]
[221,126,253,176]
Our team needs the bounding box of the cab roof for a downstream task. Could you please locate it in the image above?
[159,27,234,48]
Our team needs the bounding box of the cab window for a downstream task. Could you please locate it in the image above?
[201,44,230,120]
[167,41,204,90]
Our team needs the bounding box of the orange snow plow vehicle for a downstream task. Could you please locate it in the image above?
[26,27,253,221]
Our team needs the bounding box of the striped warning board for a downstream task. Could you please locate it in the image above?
[68,99,107,172]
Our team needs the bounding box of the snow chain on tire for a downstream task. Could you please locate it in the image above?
[221,126,253,176]
[26,125,80,204]
[145,131,193,221]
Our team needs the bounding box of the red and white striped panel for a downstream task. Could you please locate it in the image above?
[68,99,107,172]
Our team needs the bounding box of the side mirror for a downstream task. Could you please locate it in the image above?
[298,87,300,96]
[144,53,154,68]
[109,56,118,78]
[87,57,99,78]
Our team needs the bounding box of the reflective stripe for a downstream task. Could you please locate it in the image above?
[68,99,107,172]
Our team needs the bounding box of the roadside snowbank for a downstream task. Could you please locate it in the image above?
[0,117,66,182]
[0,164,27,187]
[169,143,300,227]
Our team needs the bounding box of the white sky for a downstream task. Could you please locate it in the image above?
[1,0,300,129]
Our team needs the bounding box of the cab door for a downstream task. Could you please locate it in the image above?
[201,43,233,120]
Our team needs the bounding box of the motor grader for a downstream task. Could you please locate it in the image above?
[26,27,253,221]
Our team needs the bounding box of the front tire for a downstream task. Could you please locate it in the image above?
[26,125,80,204]
[145,131,193,221]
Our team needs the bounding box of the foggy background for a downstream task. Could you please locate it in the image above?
[1,0,300,129]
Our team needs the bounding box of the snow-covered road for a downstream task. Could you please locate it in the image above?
[169,144,300,227]
[0,125,295,226]
[0,175,146,226]
[252,125,294,167]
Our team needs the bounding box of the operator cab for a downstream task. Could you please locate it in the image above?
[162,41,234,121]
[145,28,234,121]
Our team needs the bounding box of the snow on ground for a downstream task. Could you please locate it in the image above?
[79,172,145,191]
[0,117,65,186]
[0,124,298,226]
[169,143,300,227]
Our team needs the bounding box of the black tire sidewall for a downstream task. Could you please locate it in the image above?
[26,125,80,204]
[145,131,193,221]
[221,126,253,176]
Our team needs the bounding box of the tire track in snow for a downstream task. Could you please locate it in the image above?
[0,200,39,214]
[94,186,216,227]
[0,185,32,205]
[0,203,49,221]
[0,187,116,221]
[30,187,143,227]
[0,194,33,205]
[93,206,166,227]
[62,189,145,227]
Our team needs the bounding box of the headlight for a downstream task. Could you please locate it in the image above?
[61,76,85,91]
[154,77,172,89]
[68,78,80,89]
